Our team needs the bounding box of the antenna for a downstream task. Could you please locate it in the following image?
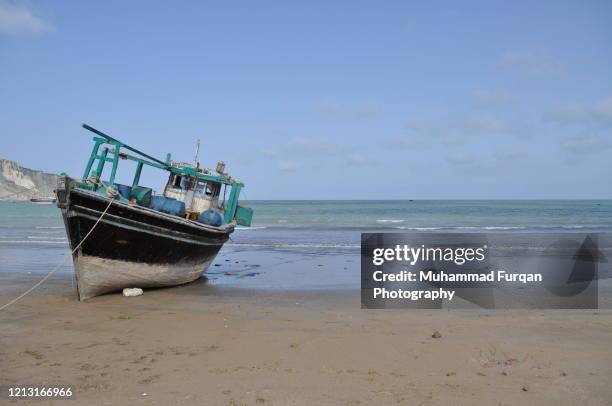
[194,139,200,167]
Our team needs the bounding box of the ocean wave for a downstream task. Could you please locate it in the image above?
[236,223,612,232]
[27,236,67,240]
[392,226,527,231]
[481,226,526,230]
[376,219,405,223]
[394,225,599,231]
[0,240,68,244]
[395,226,443,230]
[229,242,360,249]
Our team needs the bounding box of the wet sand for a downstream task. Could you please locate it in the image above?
[1,273,612,405]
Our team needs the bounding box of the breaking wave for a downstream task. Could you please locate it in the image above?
[376,219,405,223]
[0,240,68,244]
[228,242,360,250]
[395,226,444,231]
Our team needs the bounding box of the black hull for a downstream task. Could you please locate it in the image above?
[56,179,234,300]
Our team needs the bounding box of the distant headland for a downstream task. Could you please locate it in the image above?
[0,159,57,201]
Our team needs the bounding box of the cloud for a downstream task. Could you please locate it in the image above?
[0,0,49,35]
[286,137,339,155]
[459,113,507,133]
[345,152,377,167]
[560,134,611,156]
[446,151,473,166]
[499,49,564,78]
[547,98,612,129]
[493,151,523,161]
[400,112,532,147]
[259,148,276,157]
[385,119,458,151]
[260,135,379,172]
[404,118,442,139]
[385,136,432,150]
[318,100,380,119]
[445,151,490,172]
[473,89,513,108]
[259,137,338,158]
[277,160,298,172]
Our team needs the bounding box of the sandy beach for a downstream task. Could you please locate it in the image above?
[2,0,611,402]
[2,272,612,406]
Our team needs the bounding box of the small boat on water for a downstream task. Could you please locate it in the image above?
[56,124,253,300]
[30,197,57,204]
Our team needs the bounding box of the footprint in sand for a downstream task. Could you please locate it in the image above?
[138,374,161,384]
[23,349,44,360]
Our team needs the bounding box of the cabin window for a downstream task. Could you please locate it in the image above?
[195,180,206,191]
[180,176,190,190]
[208,182,220,197]
[205,184,214,196]
[169,175,191,190]
[172,175,182,188]
[194,180,220,197]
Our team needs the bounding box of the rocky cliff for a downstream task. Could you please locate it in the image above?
[0,159,58,201]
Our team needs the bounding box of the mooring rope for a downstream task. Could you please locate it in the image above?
[0,196,115,312]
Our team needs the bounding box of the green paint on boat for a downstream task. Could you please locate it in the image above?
[73,123,253,226]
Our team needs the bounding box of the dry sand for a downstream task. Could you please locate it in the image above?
[1,274,612,405]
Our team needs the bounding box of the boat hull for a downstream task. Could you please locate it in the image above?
[73,255,212,300]
[56,179,234,300]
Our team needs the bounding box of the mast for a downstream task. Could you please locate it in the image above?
[194,139,200,167]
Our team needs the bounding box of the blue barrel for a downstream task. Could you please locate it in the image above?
[149,196,185,217]
[116,184,132,200]
[199,209,223,227]
[162,198,186,217]
[150,195,166,211]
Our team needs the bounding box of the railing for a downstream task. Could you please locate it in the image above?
[79,124,246,224]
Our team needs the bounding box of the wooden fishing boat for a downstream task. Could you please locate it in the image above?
[56,124,253,300]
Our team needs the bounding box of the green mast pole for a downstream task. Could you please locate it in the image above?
[132,162,143,187]
[108,142,121,185]
[82,139,104,179]
[95,148,108,179]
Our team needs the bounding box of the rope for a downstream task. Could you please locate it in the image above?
[0,196,115,312]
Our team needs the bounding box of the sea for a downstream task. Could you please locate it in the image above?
[1,200,611,292]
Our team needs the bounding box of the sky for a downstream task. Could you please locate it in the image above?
[1,0,611,199]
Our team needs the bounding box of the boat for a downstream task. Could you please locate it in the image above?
[55,124,253,300]
[30,197,57,204]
